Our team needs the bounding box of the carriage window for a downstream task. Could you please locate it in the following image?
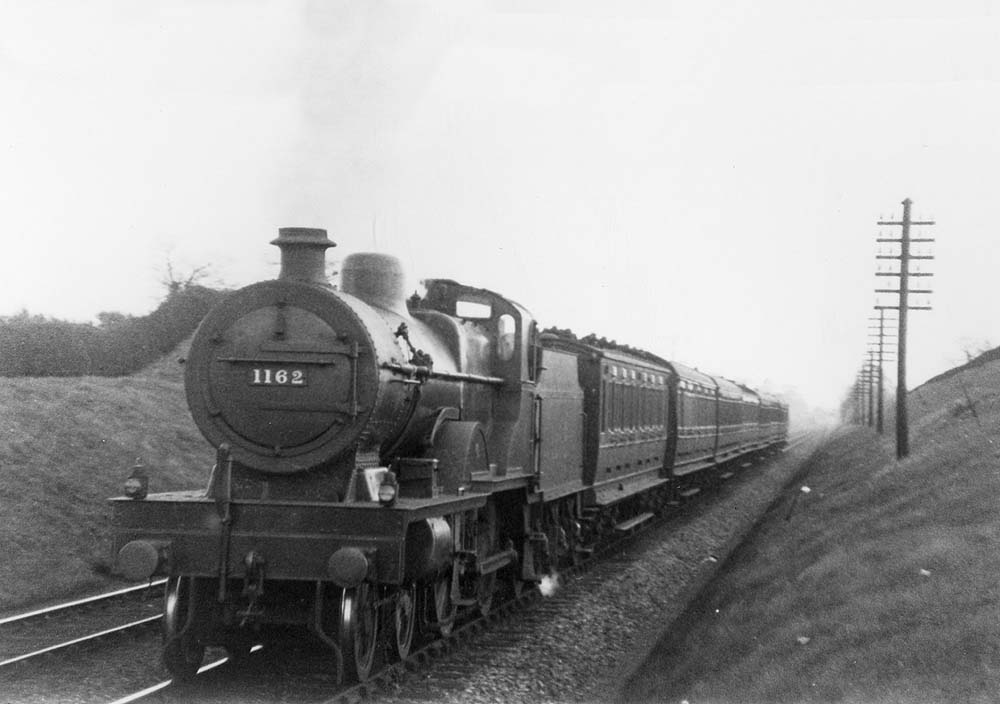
[615,382,624,429]
[456,300,492,319]
[601,381,609,431]
[497,314,516,361]
[626,385,633,429]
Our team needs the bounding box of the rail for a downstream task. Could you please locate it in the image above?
[0,580,166,670]
[0,579,166,626]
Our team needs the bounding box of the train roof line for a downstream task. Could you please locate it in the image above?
[541,328,786,406]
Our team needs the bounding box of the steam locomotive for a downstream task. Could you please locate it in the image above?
[111,228,787,682]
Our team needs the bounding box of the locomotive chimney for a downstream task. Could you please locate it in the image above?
[340,252,408,316]
[271,227,336,285]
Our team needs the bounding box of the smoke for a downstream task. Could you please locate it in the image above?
[539,572,561,597]
[280,1,476,231]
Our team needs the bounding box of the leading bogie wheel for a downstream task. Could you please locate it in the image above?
[161,576,206,681]
[338,583,378,682]
[393,584,416,660]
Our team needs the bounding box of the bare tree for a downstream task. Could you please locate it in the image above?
[959,337,994,363]
[161,259,213,296]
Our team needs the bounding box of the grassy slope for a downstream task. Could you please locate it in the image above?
[0,342,213,613]
[621,359,1000,703]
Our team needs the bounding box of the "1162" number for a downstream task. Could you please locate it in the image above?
[250,368,306,386]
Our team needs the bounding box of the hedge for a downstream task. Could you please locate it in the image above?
[0,286,223,377]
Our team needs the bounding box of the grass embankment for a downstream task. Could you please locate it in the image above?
[0,342,212,613]
[621,359,1000,703]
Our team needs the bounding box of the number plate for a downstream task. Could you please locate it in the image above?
[250,368,307,386]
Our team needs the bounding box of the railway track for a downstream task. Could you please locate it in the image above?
[0,580,166,669]
[104,650,240,704]
[1,578,248,704]
[782,430,811,452]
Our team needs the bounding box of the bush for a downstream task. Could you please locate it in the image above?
[0,285,224,377]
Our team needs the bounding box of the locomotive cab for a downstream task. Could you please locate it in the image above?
[416,278,542,388]
[414,279,542,478]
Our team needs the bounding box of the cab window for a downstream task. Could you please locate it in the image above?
[456,300,492,319]
[497,313,516,361]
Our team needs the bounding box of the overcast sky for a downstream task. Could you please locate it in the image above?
[3,0,998,411]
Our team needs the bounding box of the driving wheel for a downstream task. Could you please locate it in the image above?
[338,583,378,682]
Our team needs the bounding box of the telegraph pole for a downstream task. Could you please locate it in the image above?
[866,350,876,428]
[855,370,864,425]
[857,364,873,426]
[876,198,935,459]
[868,310,897,435]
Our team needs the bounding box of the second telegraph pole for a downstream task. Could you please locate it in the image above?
[868,309,897,435]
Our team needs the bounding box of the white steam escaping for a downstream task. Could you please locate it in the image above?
[539,572,561,597]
